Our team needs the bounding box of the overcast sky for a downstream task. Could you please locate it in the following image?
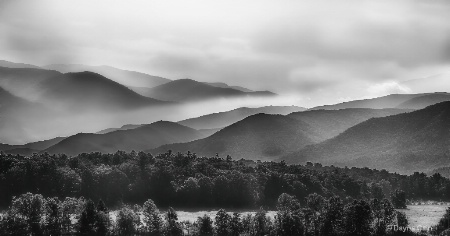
[1,0,450,107]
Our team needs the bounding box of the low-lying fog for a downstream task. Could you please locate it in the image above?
[1,95,302,145]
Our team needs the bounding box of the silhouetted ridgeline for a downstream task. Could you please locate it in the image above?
[1,151,449,209]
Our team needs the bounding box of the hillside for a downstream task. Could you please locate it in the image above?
[178,106,306,130]
[0,60,41,69]
[205,82,254,92]
[284,102,450,174]
[152,114,321,161]
[38,71,169,110]
[288,108,411,141]
[96,124,143,134]
[0,67,61,101]
[0,86,54,144]
[44,121,206,155]
[132,79,275,102]
[395,93,450,109]
[44,64,171,88]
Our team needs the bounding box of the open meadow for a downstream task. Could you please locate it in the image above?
[398,204,449,231]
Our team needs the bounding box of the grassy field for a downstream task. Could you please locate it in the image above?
[110,209,277,224]
[398,204,449,231]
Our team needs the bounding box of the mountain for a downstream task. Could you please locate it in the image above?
[283,102,450,174]
[0,67,61,101]
[151,114,321,161]
[37,71,169,110]
[0,137,66,154]
[0,86,54,144]
[395,93,450,109]
[178,106,306,130]
[96,124,143,134]
[0,60,41,69]
[0,67,167,110]
[287,108,411,141]
[44,121,206,156]
[311,93,450,110]
[311,94,424,110]
[22,137,66,150]
[44,64,171,88]
[131,79,275,102]
[205,82,254,92]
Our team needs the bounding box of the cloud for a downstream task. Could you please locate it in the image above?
[367,81,412,97]
[1,0,450,107]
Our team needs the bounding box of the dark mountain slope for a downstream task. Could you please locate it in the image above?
[39,71,168,110]
[288,108,411,141]
[133,79,275,102]
[178,106,306,130]
[44,121,206,156]
[284,102,450,174]
[22,137,66,150]
[44,64,171,88]
[152,114,321,161]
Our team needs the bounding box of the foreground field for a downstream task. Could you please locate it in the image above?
[110,210,277,225]
[398,204,449,231]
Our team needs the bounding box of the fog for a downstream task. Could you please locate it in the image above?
[1,94,302,144]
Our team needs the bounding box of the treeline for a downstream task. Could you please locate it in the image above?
[0,192,418,236]
[1,150,450,209]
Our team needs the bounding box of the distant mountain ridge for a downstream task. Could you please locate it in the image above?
[131,78,275,102]
[152,114,321,161]
[283,102,450,174]
[38,71,169,110]
[154,108,411,161]
[288,108,411,141]
[311,93,450,110]
[44,121,207,156]
[178,106,306,130]
[0,59,42,69]
[0,137,66,155]
[205,82,254,92]
[44,64,171,88]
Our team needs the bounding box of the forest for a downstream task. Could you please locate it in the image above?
[1,150,450,235]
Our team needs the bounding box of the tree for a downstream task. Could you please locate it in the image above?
[274,210,304,236]
[276,193,300,212]
[78,199,97,235]
[215,209,231,236]
[61,197,84,234]
[115,206,140,236]
[164,207,182,236]
[143,199,163,235]
[253,209,272,236]
[95,200,110,236]
[44,197,62,236]
[197,214,214,236]
[320,196,344,236]
[10,192,45,236]
[343,200,373,236]
[274,194,304,236]
[391,190,407,209]
[371,198,395,235]
[229,212,243,236]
